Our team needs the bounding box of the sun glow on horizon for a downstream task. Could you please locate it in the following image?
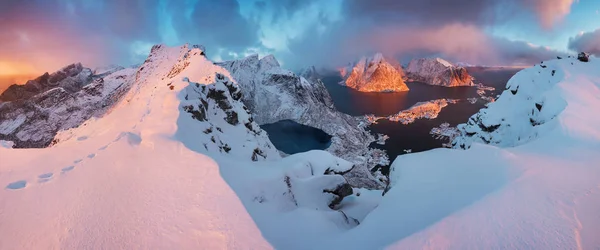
[0,61,39,76]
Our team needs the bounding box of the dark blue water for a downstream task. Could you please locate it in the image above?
[260,120,332,154]
[323,68,520,169]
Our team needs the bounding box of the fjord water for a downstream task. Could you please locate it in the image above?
[261,68,519,162]
[260,120,332,154]
[324,68,521,165]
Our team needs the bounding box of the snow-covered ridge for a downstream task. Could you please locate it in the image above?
[339,53,409,92]
[452,57,596,148]
[218,54,388,189]
[406,58,474,87]
[0,43,368,249]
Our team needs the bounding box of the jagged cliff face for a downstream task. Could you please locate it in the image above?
[0,65,135,148]
[406,58,474,87]
[218,55,388,188]
[0,63,94,102]
[340,53,409,92]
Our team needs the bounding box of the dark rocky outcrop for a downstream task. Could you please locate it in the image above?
[578,52,590,62]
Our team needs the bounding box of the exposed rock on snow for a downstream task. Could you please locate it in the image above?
[367,99,459,125]
[430,122,460,148]
[452,58,576,149]
[0,66,136,148]
[406,58,474,87]
[577,52,590,62]
[218,55,387,189]
[179,73,279,161]
[339,53,409,92]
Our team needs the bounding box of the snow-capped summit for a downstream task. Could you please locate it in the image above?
[1,43,365,248]
[339,53,409,92]
[406,57,474,87]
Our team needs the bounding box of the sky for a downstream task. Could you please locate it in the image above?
[0,0,599,76]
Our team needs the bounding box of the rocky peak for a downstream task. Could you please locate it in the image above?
[298,66,324,85]
[578,52,590,62]
[258,54,280,71]
[406,57,474,87]
[339,53,409,92]
[0,63,93,102]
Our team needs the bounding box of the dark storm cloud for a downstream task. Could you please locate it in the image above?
[344,0,496,26]
[568,29,600,56]
[344,0,576,29]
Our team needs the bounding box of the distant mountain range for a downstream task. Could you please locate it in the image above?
[338,53,474,91]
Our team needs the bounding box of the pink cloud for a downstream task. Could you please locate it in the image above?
[525,0,577,29]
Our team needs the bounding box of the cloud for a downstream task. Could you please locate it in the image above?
[344,0,577,29]
[568,29,600,55]
[0,0,582,75]
[283,22,567,69]
[0,0,263,74]
[523,0,577,29]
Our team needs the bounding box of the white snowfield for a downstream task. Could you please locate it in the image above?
[1,45,599,250]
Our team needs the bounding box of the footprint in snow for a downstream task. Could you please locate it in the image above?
[98,145,108,151]
[77,136,88,141]
[61,166,75,173]
[87,153,96,159]
[74,159,83,164]
[38,173,54,183]
[6,180,27,190]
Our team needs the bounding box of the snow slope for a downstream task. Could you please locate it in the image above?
[373,56,600,249]
[0,44,360,249]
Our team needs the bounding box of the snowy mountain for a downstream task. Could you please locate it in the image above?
[217,55,388,188]
[451,58,577,148]
[406,58,474,87]
[0,65,135,148]
[1,43,366,249]
[0,63,94,102]
[339,53,409,92]
[379,55,600,249]
[2,43,599,249]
